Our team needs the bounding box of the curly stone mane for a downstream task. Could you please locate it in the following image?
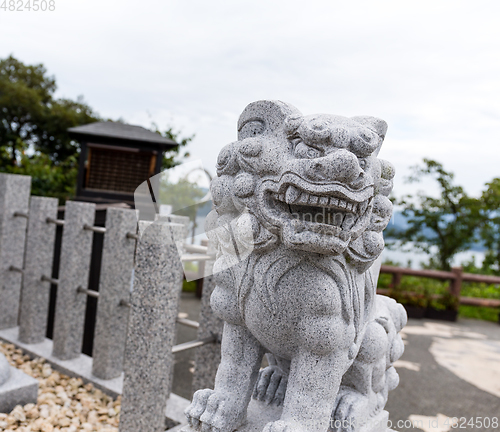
[206,100,395,273]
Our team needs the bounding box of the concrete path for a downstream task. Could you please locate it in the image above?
[173,292,500,432]
[387,318,500,432]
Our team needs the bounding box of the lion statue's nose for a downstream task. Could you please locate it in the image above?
[302,149,361,184]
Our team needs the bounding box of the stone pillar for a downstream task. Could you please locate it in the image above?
[192,241,223,393]
[0,174,31,330]
[18,196,59,344]
[119,221,184,432]
[92,208,138,380]
[155,215,190,395]
[52,201,96,360]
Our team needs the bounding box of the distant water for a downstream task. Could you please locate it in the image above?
[382,242,485,269]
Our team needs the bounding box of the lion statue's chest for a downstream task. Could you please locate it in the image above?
[210,251,368,359]
[244,259,355,358]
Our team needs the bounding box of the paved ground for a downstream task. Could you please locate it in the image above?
[173,292,500,432]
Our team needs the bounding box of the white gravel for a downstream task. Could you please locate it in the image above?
[0,341,120,432]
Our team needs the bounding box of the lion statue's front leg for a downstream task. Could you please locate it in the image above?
[186,323,265,432]
[253,295,407,432]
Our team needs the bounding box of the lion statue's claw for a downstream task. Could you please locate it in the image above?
[185,389,246,432]
[253,365,288,406]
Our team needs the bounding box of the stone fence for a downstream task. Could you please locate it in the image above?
[0,173,223,431]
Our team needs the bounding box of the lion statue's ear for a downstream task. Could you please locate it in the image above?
[351,116,388,156]
[237,100,302,140]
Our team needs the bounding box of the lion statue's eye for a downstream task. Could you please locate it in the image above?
[238,120,265,140]
[358,158,367,170]
[294,142,321,159]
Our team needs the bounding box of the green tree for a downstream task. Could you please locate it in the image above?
[388,159,482,271]
[149,123,194,169]
[0,55,100,165]
[479,178,500,274]
[1,55,195,202]
[5,153,78,203]
[159,173,206,220]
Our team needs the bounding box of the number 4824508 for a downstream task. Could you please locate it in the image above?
[1,0,55,11]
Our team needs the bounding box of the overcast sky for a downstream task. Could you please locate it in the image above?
[1,0,499,197]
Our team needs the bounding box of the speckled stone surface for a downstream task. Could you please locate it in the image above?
[192,242,223,393]
[119,221,185,432]
[92,208,138,380]
[18,196,58,344]
[0,366,38,413]
[0,354,10,386]
[182,400,393,432]
[52,201,96,360]
[0,173,31,330]
[184,101,407,432]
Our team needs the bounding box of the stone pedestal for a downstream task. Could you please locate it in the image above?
[0,366,38,413]
[181,400,393,432]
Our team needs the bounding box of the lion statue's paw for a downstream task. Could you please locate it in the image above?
[253,365,288,406]
[331,390,372,432]
[185,389,246,432]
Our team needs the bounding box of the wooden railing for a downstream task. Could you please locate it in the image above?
[377,265,500,309]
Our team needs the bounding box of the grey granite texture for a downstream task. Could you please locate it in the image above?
[183,401,393,432]
[18,196,58,344]
[0,173,31,329]
[192,242,223,393]
[92,208,138,380]
[184,101,406,432]
[0,354,10,385]
[0,366,38,413]
[52,201,96,360]
[149,214,189,395]
[119,221,185,432]
[183,399,282,432]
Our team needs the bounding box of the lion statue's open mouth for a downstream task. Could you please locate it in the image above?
[259,175,374,254]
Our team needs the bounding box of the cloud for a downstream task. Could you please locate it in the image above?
[1,0,499,197]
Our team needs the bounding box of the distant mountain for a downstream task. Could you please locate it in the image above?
[384,211,486,252]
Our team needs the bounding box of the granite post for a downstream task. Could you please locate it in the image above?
[52,201,96,360]
[192,241,223,393]
[0,173,31,330]
[0,174,38,412]
[119,221,185,432]
[18,196,59,344]
[155,214,190,395]
[91,208,138,380]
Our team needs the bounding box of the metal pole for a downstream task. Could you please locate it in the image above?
[184,243,208,254]
[83,224,107,234]
[41,275,59,285]
[46,217,65,226]
[77,286,100,299]
[13,212,29,219]
[176,317,200,329]
[172,335,216,354]
[9,266,23,273]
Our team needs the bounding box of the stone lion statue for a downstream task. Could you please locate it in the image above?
[184,101,407,432]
